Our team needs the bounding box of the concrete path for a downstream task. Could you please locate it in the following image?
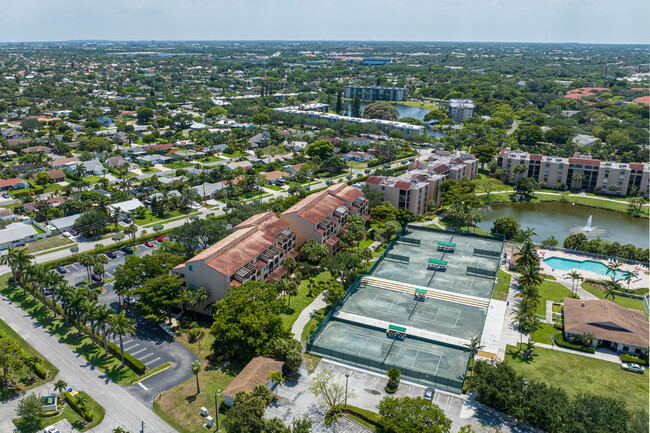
[292,293,326,341]
[545,300,554,323]
[534,342,621,363]
[0,292,176,433]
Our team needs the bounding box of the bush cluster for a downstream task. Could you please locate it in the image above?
[64,391,93,421]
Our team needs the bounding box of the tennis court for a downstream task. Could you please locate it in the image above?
[341,284,486,340]
[309,319,469,392]
[371,227,503,299]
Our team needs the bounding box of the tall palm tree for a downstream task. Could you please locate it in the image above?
[606,261,623,283]
[94,304,115,356]
[518,264,543,295]
[515,241,538,270]
[68,287,87,334]
[54,379,67,396]
[520,227,537,242]
[566,270,583,296]
[604,282,618,301]
[192,360,202,394]
[109,311,135,367]
[622,270,635,290]
[0,246,19,285]
[197,287,209,313]
[185,290,199,320]
[13,249,34,295]
[571,172,585,189]
[82,300,99,345]
[464,336,485,375]
[56,283,75,326]
[47,271,65,316]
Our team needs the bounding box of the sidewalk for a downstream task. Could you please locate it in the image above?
[291,293,326,341]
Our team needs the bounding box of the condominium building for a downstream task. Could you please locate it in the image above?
[448,99,475,123]
[273,106,425,135]
[280,183,369,252]
[344,85,409,102]
[364,151,479,215]
[496,148,650,195]
[171,212,297,308]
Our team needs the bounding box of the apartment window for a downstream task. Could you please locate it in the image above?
[188,265,194,271]
[623,346,629,352]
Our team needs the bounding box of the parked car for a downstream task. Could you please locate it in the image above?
[621,363,645,374]
[124,296,138,306]
[45,426,61,433]
[106,251,117,259]
[144,241,154,247]
[424,387,435,400]
[91,273,103,282]
[55,266,66,274]
[157,237,165,242]
[122,246,133,254]
[62,232,72,238]
[70,230,78,236]
[2,192,9,198]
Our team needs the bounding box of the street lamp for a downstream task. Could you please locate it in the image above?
[307,170,313,191]
[344,373,350,409]
[215,389,221,431]
[523,381,528,398]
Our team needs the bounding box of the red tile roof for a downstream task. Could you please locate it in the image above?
[394,181,411,190]
[0,178,27,188]
[529,154,543,161]
[633,96,650,106]
[283,184,364,225]
[569,158,600,166]
[365,176,382,185]
[432,164,449,174]
[629,163,645,170]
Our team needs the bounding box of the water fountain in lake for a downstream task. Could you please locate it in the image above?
[570,215,607,237]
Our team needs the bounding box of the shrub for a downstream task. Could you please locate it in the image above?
[64,392,93,421]
[187,328,203,343]
[621,353,649,367]
[33,362,47,379]
[555,335,596,353]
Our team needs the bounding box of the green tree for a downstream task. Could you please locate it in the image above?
[191,360,202,394]
[464,336,484,376]
[136,274,183,323]
[137,107,154,123]
[308,369,354,416]
[74,209,109,238]
[109,311,136,368]
[34,172,49,186]
[0,334,24,387]
[377,396,452,433]
[300,239,329,265]
[351,96,361,117]
[16,393,43,427]
[363,101,399,120]
[306,139,335,159]
[54,379,67,396]
[491,216,520,240]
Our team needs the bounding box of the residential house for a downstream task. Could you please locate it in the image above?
[171,211,297,307]
[66,159,106,176]
[284,162,307,175]
[343,151,374,162]
[280,183,369,251]
[6,138,33,147]
[191,182,224,201]
[249,132,270,149]
[108,198,145,216]
[30,169,66,183]
[0,221,45,250]
[13,163,44,176]
[96,116,115,127]
[138,154,172,165]
[22,145,51,154]
[48,214,82,233]
[24,197,66,213]
[0,178,30,191]
[1,129,23,139]
[146,143,174,154]
[205,144,228,154]
[222,357,285,407]
[262,171,290,184]
[347,136,372,147]
[282,141,308,152]
[106,156,128,168]
[0,208,17,221]
[49,157,80,170]
[563,297,648,355]
[225,160,253,171]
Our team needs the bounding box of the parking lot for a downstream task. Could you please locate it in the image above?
[55,239,198,403]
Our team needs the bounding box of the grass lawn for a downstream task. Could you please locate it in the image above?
[349,161,368,170]
[358,238,374,250]
[280,270,333,331]
[155,324,240,433]
[536,280,574,316]
[198,156,225,163]
[134,209,194,226]
[163,161,194,169]
[0,275,141,385]
[581,282,646,311]
[264,184,284,191]
[138,167,161,174]
[221,151,248,159]
[493,269,511,301]
[42,183,63,194]
[13,391,105,433]
[17,236,74,254]
[0,317,58,401]
[82,176,102,184]
[504,344,649,412]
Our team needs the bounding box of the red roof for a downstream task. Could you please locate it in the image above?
[394,181,411,190]
[529,154,543,161]
[365,176,382,185]
[0,178,26,188]
[283,184,364,225]
[432,164,449,174]
[629,163,645,170]
[633,96,650,106]
[569,158,600,166]
[147,143,173,150]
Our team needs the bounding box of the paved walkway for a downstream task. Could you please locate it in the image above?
[0,292,175,433]
[292,293,326,341]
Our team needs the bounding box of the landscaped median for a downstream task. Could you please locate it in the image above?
[0,274,149,386]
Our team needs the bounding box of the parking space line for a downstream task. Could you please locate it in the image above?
[131,348,147,356]
[124,343,140,351]
[139,353,154,361]
[144,357,161,366]
[137,382,148,390]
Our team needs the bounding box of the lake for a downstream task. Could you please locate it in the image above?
[475,202,649,249]
[346,101,445,137]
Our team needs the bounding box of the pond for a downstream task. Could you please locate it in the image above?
[475,202,649,249]
[346,101,445,137]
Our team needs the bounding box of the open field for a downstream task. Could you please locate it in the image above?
[493,269,511,301]
[16,236,74,254]
[280,270,332,330]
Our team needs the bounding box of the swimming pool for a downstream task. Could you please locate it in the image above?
[543,257,623,278]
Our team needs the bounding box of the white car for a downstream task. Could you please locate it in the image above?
[62,232,72,238]
[621,363,645,374]
[45,426,61,433]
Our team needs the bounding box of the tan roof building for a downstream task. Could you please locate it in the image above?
[563,297,648,355]
[22,145,52,154]
[262,170,290,183]
[49,157,79,168]
[222,357,284,406]
[30,169,66,183]
[171,212,297,309]
[280,183,368,251]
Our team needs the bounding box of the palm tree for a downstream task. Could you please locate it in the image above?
[572,172,585,189]
[515,241,538,270]
[56,283,75,326]
[68,287,87,334]
[54,379,67,396]
[519,227,537,242]
[518,264,543,294]
[192,360,202,394]
[566,270,583,296]
[185,290,199,320]
[47,271,64,316]
[73,163,87,179]
[464,336,485,375]
[270,370,284,399]
[13,249,34,295]
[604,282,618,301]
[94,304,115,356]
[285,281,298,308]
[109,311,135,368]
[0,246,19,285]
[622,270,635,290]
[197,287,209,313]
[82,300,99,345]
[606,261,623,283]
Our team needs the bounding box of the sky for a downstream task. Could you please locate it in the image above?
[0,0,648,45]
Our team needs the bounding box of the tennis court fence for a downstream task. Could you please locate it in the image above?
[466,266,497,278]
[473,248,501,258]
[397,237,421,246]
[385,253,410,263]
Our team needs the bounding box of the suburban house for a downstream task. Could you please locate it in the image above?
[138,154,172,165]
[108,198,145,217]
[96,116,115,127]
[0,208,17,221]
[106,156,128,168]
[222,357,285,407]
[146,143,174,153]
[284,162,307,175]
[171,211,297,309]
[66,159,106,176]
[282,141,308,152]
[225,160,253,171]
[48,214,82,233]
[0,221,47,250]
[280,183,369,251]
[1,129,23,139]
[191,182,224,201]
[0,178,30,191]
[30,169,66,183]
[24,197,66,213]
[563,297,648,355]
[13,163,44,176]
[262,171,290,184]
[343,151,375,162]
[347,136,372,147]
[22,145,52,154]
[50,157,80,170]
[249,132,270,148]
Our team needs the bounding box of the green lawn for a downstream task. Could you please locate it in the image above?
[42,183,63,194]
[581,282,646,311]
[280,270,333,331]
[134,209,195,226]
[82,176,102,184]
[504,344,649,412]
[13,391,105,433]
[137,167,161,174]
[0,317,58,401]
[493,269,511,301]
[17,236,74,254]
[264,184,284,191]
[536,280,574,316]
[358,238,374,250]
[163,161,194,169]
[198,156,225,163]
[0,275,141,385]
[221,151,247,158]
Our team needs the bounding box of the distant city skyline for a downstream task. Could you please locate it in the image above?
[1,0,648,45]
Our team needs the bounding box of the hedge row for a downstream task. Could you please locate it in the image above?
[64,391,93,421]
[555,333,596,354]
[13,187,44,199]
[34,362,47,379]
[621,353,649,367]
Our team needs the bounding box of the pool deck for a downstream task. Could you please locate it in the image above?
[540,250,649,290]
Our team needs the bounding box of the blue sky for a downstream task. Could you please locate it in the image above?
[1,0,648,44]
